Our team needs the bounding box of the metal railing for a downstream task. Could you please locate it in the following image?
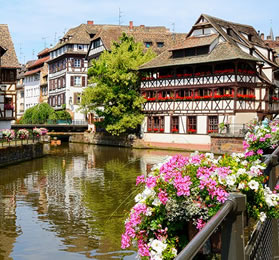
[176,147,279,260]
[0,135,40,148]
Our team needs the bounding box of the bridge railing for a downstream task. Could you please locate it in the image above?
[176,147,279,260]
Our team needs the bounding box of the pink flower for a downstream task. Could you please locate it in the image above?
[275,184,279,191]
[196,218,206,230]
[245,150,254,158]
[259,137,266,142]
[257,149,263,155]
[137,239,150,257]
[265,134,272,139]
[146,176,157,188]
[136,175,145,185]
[158,189,168,205]
[243,141,250,149]
[173,174,192,196]
[121,233,131,249]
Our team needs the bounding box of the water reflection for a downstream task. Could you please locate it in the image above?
[0,143,188,259]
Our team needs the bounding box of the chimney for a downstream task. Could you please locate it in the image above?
[140,25,144,28]
[276,36,279,42]
[260,33,264,40]
[129,21,133,30]
[87,20,94,25]
[267,35,271,40]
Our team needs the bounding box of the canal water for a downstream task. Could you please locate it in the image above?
[0,143,188,259]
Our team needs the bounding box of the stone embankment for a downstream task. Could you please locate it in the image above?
[0,143,44,167]
[69,132,244,154]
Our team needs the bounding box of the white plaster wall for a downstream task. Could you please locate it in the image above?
[180,116,187,134]
[255,46,268,59]
[24,80,40,110]
[0,121,11,130]
[262,68,273,82]
[209,38,218,52]
[236,43,250,54]
[165,116,170,133]
[197,116,207,134]
[143,133,211,145]
[234,112,258,124]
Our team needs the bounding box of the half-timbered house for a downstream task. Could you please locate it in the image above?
[0,24,20,129]
[47,21,104,121]
[139,14,279,148]
[24,49,49,110]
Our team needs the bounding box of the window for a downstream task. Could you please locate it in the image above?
[78,45,84,50]
[144,42,153,48]
[157,42,164,48]
[208,116,218,133]
[187,116,197,134]
[147,116,165,132]
[171,116,179,133]
[93,39,101,48]
[20,91,24,98]
[74,59,81,67]
[74,76,81,86]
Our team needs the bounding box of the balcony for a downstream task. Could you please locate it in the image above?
[141,70,256,89]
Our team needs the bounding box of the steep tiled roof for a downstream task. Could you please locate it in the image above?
[139,42,259,70]
[24,67,41,76]
[89,25,186,55]
[28,56,49,69]
[51,24,104,51]
[170,34,218,51]
[0,24,20,68]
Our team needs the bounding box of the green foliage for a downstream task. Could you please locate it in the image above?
[80,33,156,135]
[19,103,54,124]
[49,110,72,121]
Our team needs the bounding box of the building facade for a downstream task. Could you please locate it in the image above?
[139,14,279,146]
[24,49,49,110]
[0,24,19,129]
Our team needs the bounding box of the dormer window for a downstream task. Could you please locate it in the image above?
[93,39,101,49]
[157,42,164,48]
[144,42,153,48]
[248,34,253,41]
[227,28,232,36]
[172,46,209,58]
[78,45,84,50]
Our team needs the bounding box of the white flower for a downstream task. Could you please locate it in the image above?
[236,168,246,177]
[238,182,245,190]
[171,248,177,257]
[142,188,156,200]
[150,239,167,254]
[145,207,153,216]
[248,180,259,191]
[241,160,248,166]
[152,198,161,207]
[259,212,267,222]
[135,193,144,203]
[225,175,236,186]
[205,153,214,160]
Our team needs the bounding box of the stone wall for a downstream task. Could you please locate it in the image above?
[0,143,44,167]
[70,132,134,147]
[210,134,244,154]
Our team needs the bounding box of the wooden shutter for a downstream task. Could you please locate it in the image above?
[81,59,84,68]
[71,76,74,86]
[73,93,77,105]
[82,76,85,87]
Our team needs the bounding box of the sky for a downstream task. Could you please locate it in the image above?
[1,0,279,64]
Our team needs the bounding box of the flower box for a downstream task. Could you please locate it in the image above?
[188,129,197,134]
[171,128,179,133]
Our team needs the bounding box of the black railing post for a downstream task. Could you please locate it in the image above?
[221,193,246,260]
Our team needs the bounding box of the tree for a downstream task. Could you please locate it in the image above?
[49,110,72,122]
[80,33,156,136]
[19,103,54,124]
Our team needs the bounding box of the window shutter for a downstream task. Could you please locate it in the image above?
[81,59,84,68]
[71,76,74,86]
[82,76,85,87]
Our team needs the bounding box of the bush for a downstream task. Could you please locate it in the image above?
[19,103,54,124]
